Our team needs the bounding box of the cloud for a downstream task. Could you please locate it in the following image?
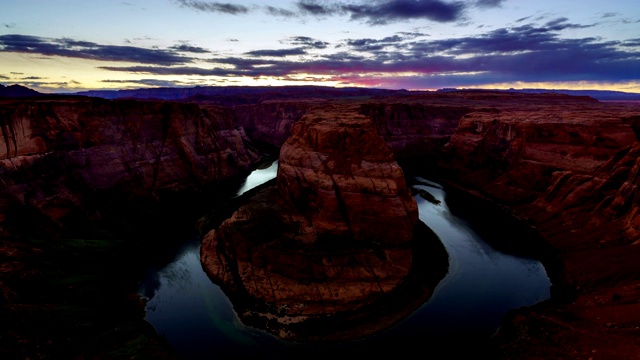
[295,1,338,16]
[0,75,9,80]
[244,47,308,57]
[475,0,505,8]
[3,23,16,28]
[169,43,210,53]
[344,0,466,25]
[265,6,296,17]
[21,76,45,80]
[170,0,483,26]
[175,0,249,14]
[545,17,594,31]
[0,34,193,65]
[346,35,405,51]
[295,0,466,24]
[621,38,640,47]
[101,79,190,87]
[284,36,330,49]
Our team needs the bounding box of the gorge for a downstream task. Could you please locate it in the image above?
[1,87,639,359]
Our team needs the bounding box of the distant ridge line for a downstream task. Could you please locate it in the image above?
[2,83,640,101]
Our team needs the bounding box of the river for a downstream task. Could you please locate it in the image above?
[137,161,551,358]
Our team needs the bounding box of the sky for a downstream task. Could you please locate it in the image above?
[1,0,639,93]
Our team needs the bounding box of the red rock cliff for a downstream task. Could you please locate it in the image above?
[277,103,418,245]
[434,95,640,358]
[0,97,260,234]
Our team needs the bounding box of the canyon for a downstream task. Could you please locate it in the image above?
[0,88,639,359]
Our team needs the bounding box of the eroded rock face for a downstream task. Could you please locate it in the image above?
[234,101,310,149]
[433,96,640,358]
[0,97,261,235]
[441,101,639,203]
[200,103,446,342]
[359,102,471,158]
[276,104,418,245]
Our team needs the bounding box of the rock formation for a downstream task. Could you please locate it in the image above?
[2,88,640,359]
[199,91,640,355]
[0,97,261,236]
[200,103,447,341]
[432,94,640,358]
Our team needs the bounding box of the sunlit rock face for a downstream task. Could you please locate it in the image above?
[0,98,260,235]
[201,103,446,342]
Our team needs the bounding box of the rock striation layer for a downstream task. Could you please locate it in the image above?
[200,103,447,341]
[0,97,260,236]
[431,95,640,358]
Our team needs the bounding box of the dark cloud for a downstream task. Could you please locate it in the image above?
[346,35,404,51]
[19,81,73,89]
[285,36,329,49]
[99,65,258,77]
[601,12,618,18]
[265,6,296,17]
[169,0,494,26]
[169,43,210,53]
[0,34,192,65]
[0,75,9,79]
[295,0,465,24]
[621,39,640,47]
[175,0,249,14]
[515,16,531,23]
[296,1,338,16]
[21,76,45,80]
[475,0,505,8]
[101,79,188,87]
[244,47,308,57]
[545,17,594,31]
[342,0,466,25]
[3,23,16,28]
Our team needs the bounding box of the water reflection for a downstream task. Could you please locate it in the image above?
[396,178,551,338]
[140,240,289,359]
[234,160,278,197]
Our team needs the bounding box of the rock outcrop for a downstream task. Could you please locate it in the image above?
[200,103,447,341]
[276,104,419,244]
[0,97,261,236]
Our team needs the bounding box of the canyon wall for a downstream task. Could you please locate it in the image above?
[233,100,311,149]
[0,97,261,235]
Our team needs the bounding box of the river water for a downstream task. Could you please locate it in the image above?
[137,162,551,358]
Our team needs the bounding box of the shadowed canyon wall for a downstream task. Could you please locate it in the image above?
[0,97,260,236]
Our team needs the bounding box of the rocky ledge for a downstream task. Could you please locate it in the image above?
[200,103,448,341]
